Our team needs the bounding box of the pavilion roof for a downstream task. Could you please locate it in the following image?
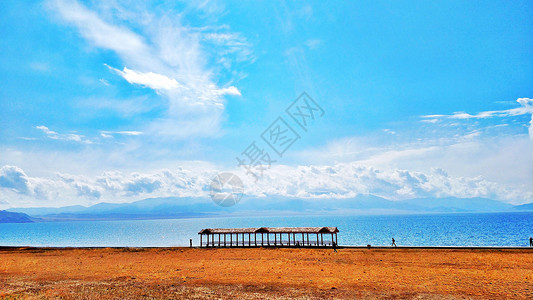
[198,227,339,234]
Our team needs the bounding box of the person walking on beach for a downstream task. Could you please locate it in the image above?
[529,237,533,247]
[391,238,397,247]
[332,241,338,252]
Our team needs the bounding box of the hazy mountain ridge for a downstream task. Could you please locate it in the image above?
[4,195,531,223]
[513,203,533,211]
[0,210,35,223]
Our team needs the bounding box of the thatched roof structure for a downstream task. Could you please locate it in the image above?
[198,227,339,234]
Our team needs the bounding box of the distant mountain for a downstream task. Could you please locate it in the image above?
[7,205,87,216]
[514,203,533,211]
[235,195,515,213]
[0,210,34,223]
[401,197,515,212]
[6,195,529,222]
[9,197,224,221]
[233,194,425,213]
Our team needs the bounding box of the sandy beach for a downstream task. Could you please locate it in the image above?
[0,247,532,299]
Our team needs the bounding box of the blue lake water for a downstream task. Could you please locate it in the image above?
[0,212,532,247]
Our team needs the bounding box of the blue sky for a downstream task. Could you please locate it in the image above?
[0,0,532,208]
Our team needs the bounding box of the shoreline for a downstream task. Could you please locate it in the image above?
[1,245,532,250]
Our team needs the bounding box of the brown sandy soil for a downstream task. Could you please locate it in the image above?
[0,247,532,299]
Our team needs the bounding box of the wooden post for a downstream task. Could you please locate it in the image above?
[288,232,291,246]
[261,233,264,246]
[335,233,338,245]
[255,233,257,246]
[242,233,245,246]
[316,233,319,246]
[321,233,324,246]
[236,233,239,247]
[224,234,226,247]
[230,234,232,247]
[306,233,309,246]
[248,233,251,247]
[267,233,270,246]
[200,234,202,248]
[274,233,277,246]
[331,233,334,246]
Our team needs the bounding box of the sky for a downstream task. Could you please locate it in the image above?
[0,0,532,208]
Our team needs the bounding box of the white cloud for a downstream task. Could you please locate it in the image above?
[47,0,150,62]
[35,125,57,136]
[115,131,143,136]
[422,98,533,139]
[422,98,533,119]
[305,39,322,50]
[99,78,110,86]
[383,128,396,135]
[99,130,143,138]
[216,86,241,96]
[421,118,439,124]
[294,127,532,197]
[240,163,532,204]
[106,65,180,91]
[202,31,254,64]
[36,125,91,144]
[57,173,101,199]
[0,166,31,195]
[48,0,250,139]
[77,95,156,117]
[0,166,59,202]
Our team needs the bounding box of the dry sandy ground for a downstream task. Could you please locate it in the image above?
[0,247,532,299]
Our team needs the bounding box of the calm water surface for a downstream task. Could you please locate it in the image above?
[0,212,532,247]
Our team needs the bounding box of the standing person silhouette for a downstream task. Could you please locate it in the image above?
[391,237,397,247]
[529,237,532,247]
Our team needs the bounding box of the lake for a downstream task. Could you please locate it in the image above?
[0,212,532,247]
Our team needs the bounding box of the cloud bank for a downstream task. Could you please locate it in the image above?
[1,162,530,209]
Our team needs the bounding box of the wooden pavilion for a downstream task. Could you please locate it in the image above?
[198,227,339,248]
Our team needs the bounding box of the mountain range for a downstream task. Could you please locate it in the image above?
[0,210,34,223]
[3,195,531,223]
